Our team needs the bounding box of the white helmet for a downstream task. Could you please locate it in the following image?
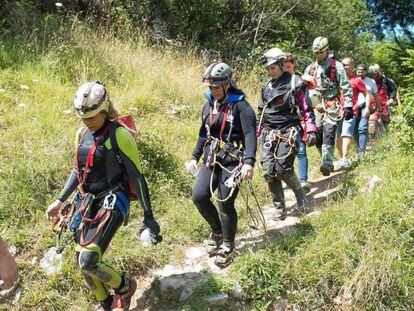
[260,48,286,67]
[74,81,109,118]
[368,64,381,74]
[312,36,329,52]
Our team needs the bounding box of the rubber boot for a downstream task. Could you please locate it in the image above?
[284,171,308,216]
[320,144,335,176]
[268,179,287,220]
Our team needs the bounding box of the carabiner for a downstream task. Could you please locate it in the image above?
[103,193,116,210]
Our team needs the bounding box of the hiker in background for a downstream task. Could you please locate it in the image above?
[187,62,257,268]
[0,238,19,291]
[356,63,381,156]
[381,68,401,106]
[46,81,160,311]
[336,57,370,167]
[304,36,353,176]
[284,52,311,193]
[257,48,316,219]
[369,64,397,130]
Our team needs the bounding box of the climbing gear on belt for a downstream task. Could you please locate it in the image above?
[263,127,298,160]
[205,136,245,202]
[52,200,77,254]
[76,184,129,247]
[239,181,267,233]
[324,98,343,122]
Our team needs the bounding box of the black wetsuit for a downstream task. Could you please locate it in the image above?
[58,119,153,303]
[191,88,257,244]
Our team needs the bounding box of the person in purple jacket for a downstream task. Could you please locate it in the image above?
[257,48,317,219]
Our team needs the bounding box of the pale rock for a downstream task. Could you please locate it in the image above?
[205,293,228,306]
[274,298,287,311]
[369,175,382,192]
[40,247,62,275]
[20,85,29,90]
[185,247,205,260]
[8,245,16,256]
[307,210,322,217]
[229,281,243,299]
[12,287,21,304]
[62,109,72,115]
[19,103,28,109]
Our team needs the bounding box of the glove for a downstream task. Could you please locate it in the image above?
[139,218,162,246]
[343,107,354,120]
[306,132,317,147]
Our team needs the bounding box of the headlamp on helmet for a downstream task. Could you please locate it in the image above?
[260,48,286,68]
[312,36,329,53]
[74,81,109,118]
[202,62,232,87]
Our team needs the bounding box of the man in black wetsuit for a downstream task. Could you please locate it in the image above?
[258,48,317,219]
[186,62,257,268]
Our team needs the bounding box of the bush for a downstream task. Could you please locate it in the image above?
[391,49,414,154]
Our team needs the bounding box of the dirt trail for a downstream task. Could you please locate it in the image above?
[129,161,348,310]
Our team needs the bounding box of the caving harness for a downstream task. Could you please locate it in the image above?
[205,100,245,202]
[52,117,137,251]
[309,54,343,122]
[263,127,299,160]
[257,73,300,139]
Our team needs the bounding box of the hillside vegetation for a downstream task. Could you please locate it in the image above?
[1,4,413,310]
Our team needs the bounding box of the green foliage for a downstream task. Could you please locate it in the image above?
[0,0,373,64]
[391,49,414,153]
[231,140,414,309]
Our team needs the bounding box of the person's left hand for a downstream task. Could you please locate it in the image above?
[241,164,254,180]
[139,218,162,246]
[343,107,354,120]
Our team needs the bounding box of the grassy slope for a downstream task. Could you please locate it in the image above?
[2,25,410,311]
[0,27,273,310]
[223,138,414,310]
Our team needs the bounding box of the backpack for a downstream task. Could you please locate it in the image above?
[109,115,139,201]
[309,51,337,84]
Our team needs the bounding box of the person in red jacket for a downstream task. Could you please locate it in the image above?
[368,64,397,129]
[337,58,371,168]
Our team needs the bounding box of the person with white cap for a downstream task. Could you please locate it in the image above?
[46,81,160,311]
[304,36,353,176]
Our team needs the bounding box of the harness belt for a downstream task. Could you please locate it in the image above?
[263,126,300,160]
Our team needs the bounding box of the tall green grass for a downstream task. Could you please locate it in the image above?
[229,137,414,310]
[0,23,273,309]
